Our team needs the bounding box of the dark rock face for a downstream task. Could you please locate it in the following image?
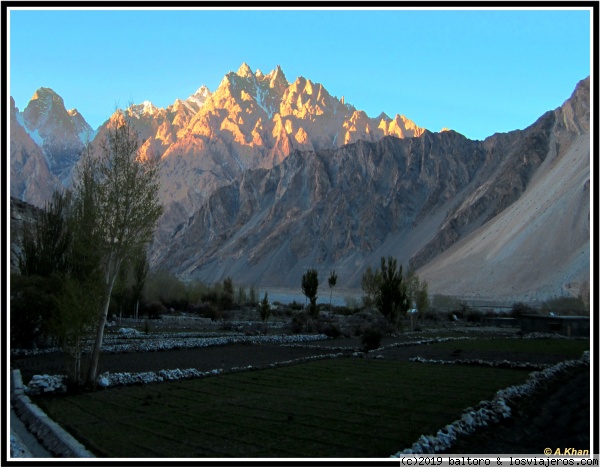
[410,110,556,270]
[10,197,43,273]
[153,77,589,300]
[151,129,490,286]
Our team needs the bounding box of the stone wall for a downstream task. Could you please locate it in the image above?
[10,369,94,458]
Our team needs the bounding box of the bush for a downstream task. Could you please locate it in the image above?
[510,302,538,318]
[316,320,341,338]
[361,327,383,351]
[423,310,441,322]
[484,309,502,318]
[143,270,189,310]
[465,309,484,323]
[10,274,60,348]
[343,296,362,313]
[195,302,222,321]
[289,311,316,334]
[142,301,167,319]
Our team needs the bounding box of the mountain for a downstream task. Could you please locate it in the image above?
[153,77,590,304]
[10,97,60,206]
[416,77,590,303]
[10,63,430,288]
[10,67,589,303]
[92,63,426,249]
[9,197,43,273]
[21,87,94,184]
[10,88,96,207]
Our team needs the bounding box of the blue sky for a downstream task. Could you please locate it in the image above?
[9,7,591,140]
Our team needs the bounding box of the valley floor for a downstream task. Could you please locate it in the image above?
[10,327,591,458]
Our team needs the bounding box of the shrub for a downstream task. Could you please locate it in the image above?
[317,319,341,338]
[465,309,484,323]
[361,327,383,351]
[142,301,167,319]
[195,302,221,321]
[10,274,60,348]
[510,302,538,318]
[259,292,271,323]
[423,310,441,322]
[289,311,315,334]
[143,270,188,310]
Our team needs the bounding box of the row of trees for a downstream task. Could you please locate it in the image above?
[301,269,338,318]
[12,111,163,388]
[140,271,262,318]
[299,259,428,331]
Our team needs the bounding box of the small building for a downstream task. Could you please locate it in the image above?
[520,314,590,337]
[482,317,519,327]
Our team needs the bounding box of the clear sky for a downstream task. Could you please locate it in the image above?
[8,7,591,141]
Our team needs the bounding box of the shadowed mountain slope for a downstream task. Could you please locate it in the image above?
[153,78,589,303]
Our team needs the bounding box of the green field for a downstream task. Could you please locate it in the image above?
[425,338,589,357]
[36,358,531,458]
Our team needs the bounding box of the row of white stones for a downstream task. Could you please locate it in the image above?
[391,351,590,456]
[25,351,349,394]
[408,356,549,371]
[12,333,329,357]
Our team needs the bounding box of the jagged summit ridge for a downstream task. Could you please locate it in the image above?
[110,63,428,231]
[9,71,590,304]
[153,76,589,304]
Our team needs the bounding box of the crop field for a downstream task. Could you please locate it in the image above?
[36,358,531,458]
[424,338,589,357]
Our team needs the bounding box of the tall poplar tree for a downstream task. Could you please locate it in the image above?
[76,110,163,388]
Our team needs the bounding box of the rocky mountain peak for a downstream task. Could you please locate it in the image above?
[68,108,95,143]
[236,62,254,79]
[189,85,211,100]
[556,76,589,135]
[23,87,65,130]
[267,64,288,90]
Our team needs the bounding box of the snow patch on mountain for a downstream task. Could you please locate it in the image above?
[187,85,211,108]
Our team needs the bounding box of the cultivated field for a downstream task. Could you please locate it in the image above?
[36,359,530,458]
[23,329,590,458]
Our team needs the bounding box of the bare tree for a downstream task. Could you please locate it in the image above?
[75,110,163,388]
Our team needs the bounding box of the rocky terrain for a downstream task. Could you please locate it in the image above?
[9,67,590,303]
[10,97,61,206]
[153,77,590,302]
[11,64,426,251]
[417,77,590,303]
[9,197,42,273]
